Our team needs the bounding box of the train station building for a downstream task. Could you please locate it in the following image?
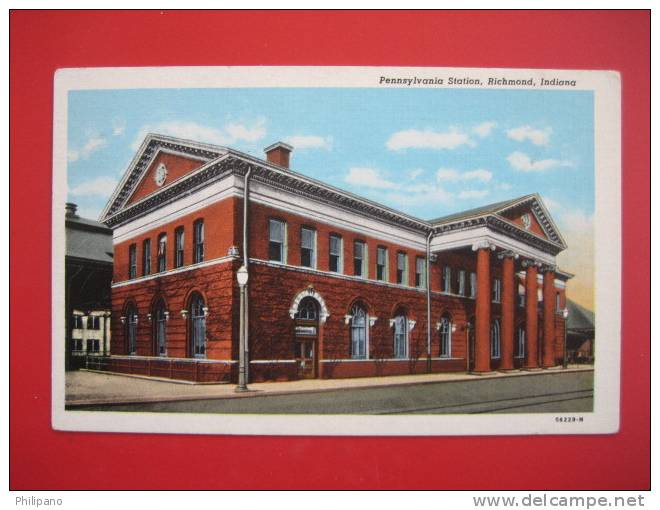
[99,134,572,383]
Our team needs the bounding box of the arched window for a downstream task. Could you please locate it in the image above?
[154,299,167,357]
[393,313,408,359]
[515,324,526,358]
[439,313,452,358]
[295,297,318,321]
[125,303,138,355]
[189,293,206,358]
[491,320,501,359]
[350,304,367,359]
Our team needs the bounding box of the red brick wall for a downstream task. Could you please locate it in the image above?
[500,208,548,239]
[126,152,205,206]
[114,197,240,282]
[111,260,238,360]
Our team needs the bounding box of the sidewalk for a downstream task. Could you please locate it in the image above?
[65,365,594,407]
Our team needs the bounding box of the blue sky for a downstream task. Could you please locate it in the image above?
[67,87,595,307]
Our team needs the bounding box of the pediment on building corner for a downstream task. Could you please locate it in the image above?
[100,134,227,223]
[493,194,566,248]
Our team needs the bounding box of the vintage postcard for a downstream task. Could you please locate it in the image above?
[52,66,620,435]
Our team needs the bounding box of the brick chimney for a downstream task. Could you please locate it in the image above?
[264,142,293,169]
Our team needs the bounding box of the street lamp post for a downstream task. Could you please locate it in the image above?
[562,307,569,369]
[236,265,249,392]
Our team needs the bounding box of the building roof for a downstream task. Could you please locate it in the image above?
[66,212,114,264]
[429,197,522,224]
[567,299,595,331]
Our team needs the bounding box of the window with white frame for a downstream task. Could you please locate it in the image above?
[175,227,185,268]
[300,227,316,268]
[189,293,206,358]
[376,246,388,281]
[87,315,100,330]
[354,240,366,278]
[268,219,286,263]
[439,313,452,357]
[72,338,83,351]
[515,325,526,358]
[71,315,84,330]
[458,270,466,296]
[415,257,426,288]
[329,234,342,273]
[157,233,167,272]
[126,305,138,355]
[443,266,452,293]
[556,292,561,312]
[193,219,205,264]
[470,272,477,298]
[491,320,501,359]
[142,238,151,276]
[155,300,167,357]
[492,278,501,303]
[128,244,137,279]
[393,314,408,358]
[397,252,408,285]
[350,304,368,359]
[518,283,526,307]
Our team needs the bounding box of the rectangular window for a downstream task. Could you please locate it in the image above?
[194,219,204,264]
[443,266,452,293]
[73,338,83,351]
[128,244,137,279]
[157,234,167,272]
[397,252,408,285]
[142,238,151,276]
[415,257,426,288]
[458,270,466,296]
[470,272,477,298]
[87,316,100,330]
[492,278,501,302]
[71,315,84,330]
[268,219,286,262]
[376,246,388,282]
[300,227,316,268]
[86,339,100,353]
[175,227,184,268]
[556,292,561,312]
[353,240,366,278]
[329,234,342,273]
[518,284,526,307]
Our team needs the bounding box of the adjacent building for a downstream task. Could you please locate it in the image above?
[65,203,113,369]
[99,134,573,383]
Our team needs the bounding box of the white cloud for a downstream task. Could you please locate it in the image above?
[436,167,492,183]
[386,128,475,151]
[408,168,424,180]
[283,135,332,150]
[507,151,572,172]
[69,176,119,198]
[506,125,552,146]
[458,189,489,199]
[345,167,398,189]
[131,118,267,151]
[496,182,512,191]
[68,136,107,163]
[541,196,562,213]
[112,119,126,137]
[75,206,103,221]
[472,121,497,138]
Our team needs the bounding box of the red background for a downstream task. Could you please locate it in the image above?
[10,10,650,489]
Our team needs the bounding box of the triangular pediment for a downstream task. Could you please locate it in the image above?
[100,134,227,221]
[494,194,566,248]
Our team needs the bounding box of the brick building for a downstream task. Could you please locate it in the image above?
[99,134,572,383]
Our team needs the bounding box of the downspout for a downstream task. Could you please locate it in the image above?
[426,229,433,373]
[243,167,252,383]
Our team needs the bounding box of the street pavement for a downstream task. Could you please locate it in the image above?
[67,368,593,414]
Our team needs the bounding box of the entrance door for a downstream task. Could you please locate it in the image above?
[296,339,316,379]
[294,297,319,379]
